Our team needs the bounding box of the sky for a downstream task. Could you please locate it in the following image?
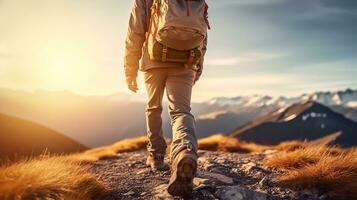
[0,0,356,102]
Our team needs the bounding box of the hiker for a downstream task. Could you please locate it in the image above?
[124,0,209,197]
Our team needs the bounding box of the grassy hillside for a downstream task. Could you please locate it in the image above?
[1,134,356,199]
[0,137,151,199]
[0,113,87,161]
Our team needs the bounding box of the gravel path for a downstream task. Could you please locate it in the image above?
[90,150,325,200]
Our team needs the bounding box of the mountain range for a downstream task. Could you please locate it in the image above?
[208,88,357,108]
[196,89,357,136]
[0,88,356,147]
[230,101,357,147]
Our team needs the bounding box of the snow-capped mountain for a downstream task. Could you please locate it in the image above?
[195,89,357,138]
[208,89,357,108]
[230,101,357,147]
[305,89,357,108]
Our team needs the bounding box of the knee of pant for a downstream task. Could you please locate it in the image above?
[169,109,193,120]
[146,105,163,114]
[168,104,191,115]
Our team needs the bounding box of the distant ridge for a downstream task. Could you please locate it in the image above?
[0,88,355,147]
[0,113,87,160]
[208,88,357,108]
[231,101,357,147]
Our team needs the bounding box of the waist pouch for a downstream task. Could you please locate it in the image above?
[148,41,201,65]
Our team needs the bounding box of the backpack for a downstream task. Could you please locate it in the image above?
[146,0,210,66]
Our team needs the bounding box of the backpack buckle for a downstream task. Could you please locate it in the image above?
[187,50,195,64]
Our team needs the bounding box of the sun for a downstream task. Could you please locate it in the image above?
[37,41,95,91]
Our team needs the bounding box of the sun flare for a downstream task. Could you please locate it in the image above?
[36,41,96,90]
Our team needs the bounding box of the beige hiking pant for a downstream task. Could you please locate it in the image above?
[144,67,198,161]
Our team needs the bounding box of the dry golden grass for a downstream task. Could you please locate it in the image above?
[279,148,357,200]
[111,136,148,153]
[265,145,357,200]
[273,140,307,152]
[0,156,107,200]
[75,134,303,162]
[265,145,343,169]
[72,134,273,162]
[72,136,149,162]
[198,134,269,153]
[197,134,313,154]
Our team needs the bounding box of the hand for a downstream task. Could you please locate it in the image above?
[126,76,138,93]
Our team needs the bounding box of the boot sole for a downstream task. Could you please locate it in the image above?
[167,156,197,197]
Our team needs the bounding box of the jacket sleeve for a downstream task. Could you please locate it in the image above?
[195,35,208,81]
[124,0,147,78]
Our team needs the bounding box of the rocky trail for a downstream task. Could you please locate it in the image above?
[90,150,324,200]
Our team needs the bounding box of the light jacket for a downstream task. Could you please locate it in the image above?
[124,0,208,80]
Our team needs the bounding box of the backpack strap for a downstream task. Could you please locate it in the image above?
[185,0,190,16]
[145,0,161,46]
[145,9,154,46]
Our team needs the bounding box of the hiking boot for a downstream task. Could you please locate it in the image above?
[167,149,197,197]
[146,154,169,171]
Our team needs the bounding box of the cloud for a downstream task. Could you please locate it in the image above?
[209,0,357,69]
[205,52,282,66]
[192,73,302,100]
[319,0,357,11]
[197,74,301,93]
[209,0,285,7]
